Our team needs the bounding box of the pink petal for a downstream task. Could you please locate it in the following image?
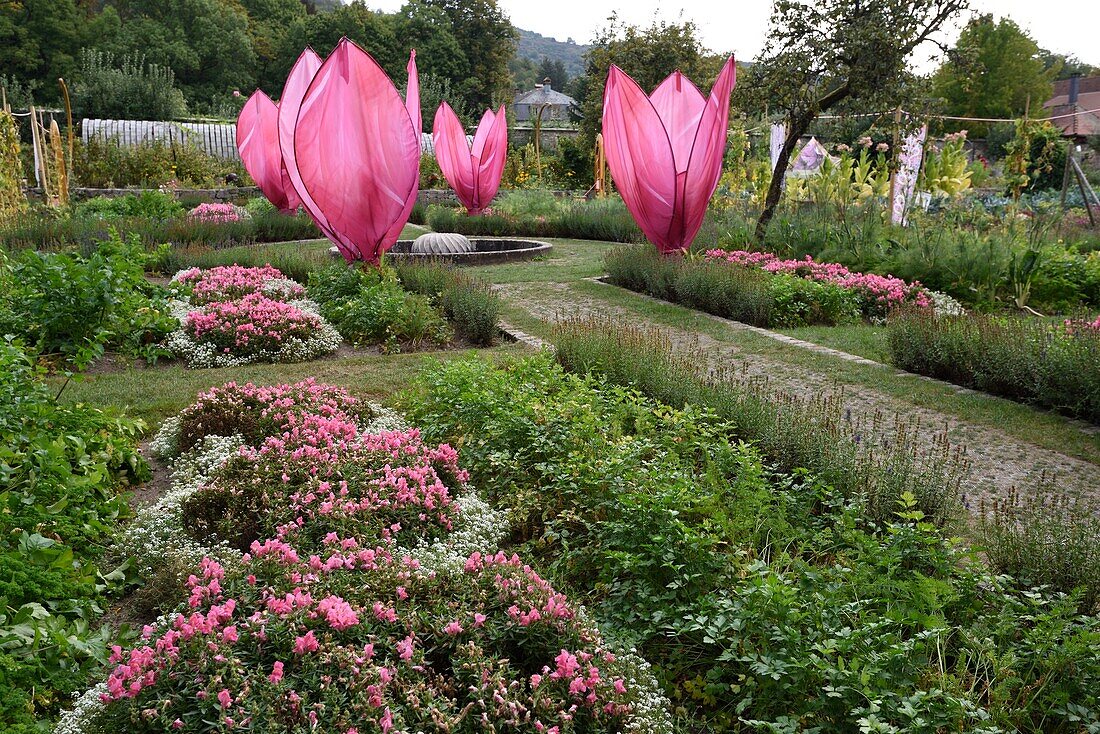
[471,105,508,214]
[294,39,420,264]
[649,71,706,173]
[383,49,422,250]
[433,101,477,212]
[602,65,677,253]
[679,57,737,251]
[237,91,297,212]
[279,48,357,259]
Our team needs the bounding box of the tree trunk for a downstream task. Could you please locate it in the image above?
[754,119,807,245]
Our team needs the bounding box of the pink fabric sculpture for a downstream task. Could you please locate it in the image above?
[601,57,736,254]
[433,102,508,215]
[292,39,421,264]
[236,91,301,213]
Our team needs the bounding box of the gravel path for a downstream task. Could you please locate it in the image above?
[496,280,1100,510]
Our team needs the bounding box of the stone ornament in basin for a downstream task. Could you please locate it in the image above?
[411,232,474,255]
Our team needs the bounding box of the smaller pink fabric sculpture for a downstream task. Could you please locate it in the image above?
[236,91,301,213]
[433,102,508,215]
[293,39,421,264]
[602,57,736,254]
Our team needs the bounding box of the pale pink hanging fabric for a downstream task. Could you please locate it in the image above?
[236,91,301,213]
[293,39,421,264]
[433,103,508,215]
[602,57,736,254]
[278,48,355,258]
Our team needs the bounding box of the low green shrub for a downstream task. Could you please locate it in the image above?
[425,195,645,243]
[0,341,147,725]
[396,261,502,345]
[605,246,861,327]
[0,232,176,367]
[886,309,1100,423]
[0,208,320,255]
[73,138,248,189]
[74,190,184,220]
[156,241,331,283]
[307,263,450,350]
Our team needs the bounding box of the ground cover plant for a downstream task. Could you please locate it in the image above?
[166,264,341,368]
[887,308,1100,423]
[0,341,148,730]
[0,231,176,368]
[403,352,1100,732]
[56,379,672,734]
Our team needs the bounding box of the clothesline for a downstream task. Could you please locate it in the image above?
[810,106,1100,124]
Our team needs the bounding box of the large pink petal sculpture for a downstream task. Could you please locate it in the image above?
[433,102,508,215]
[278,48,353,256]
[602,57,736,254]
[293,39,421,264]
[236,91,301,213]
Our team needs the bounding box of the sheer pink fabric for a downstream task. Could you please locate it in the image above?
[236,91,301,213]
[433,103,508,215]
[602,57,736,254]
[277,48,352,255]
[293,39,421,264]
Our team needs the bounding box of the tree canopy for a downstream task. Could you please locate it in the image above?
[933,14,1056,135]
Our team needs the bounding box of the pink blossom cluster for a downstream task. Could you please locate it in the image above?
[99,381,637,732]
[1062,315,1100,335]
[184,293,321,355]
[705,248,931,317]
[175,264,304,304]
[188,202,245,223]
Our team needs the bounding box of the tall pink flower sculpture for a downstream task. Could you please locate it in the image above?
[602,57,736,254]
[292,39,421,264]
[433,102,508,215]
[236,91,301,213]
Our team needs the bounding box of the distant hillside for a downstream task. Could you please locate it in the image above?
[516,28,592,77]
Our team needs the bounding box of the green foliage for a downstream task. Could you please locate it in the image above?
[72,48,188,122]
[1,207,319,256]
[605,246,861,327]
[0,340,147,723]
[405,353,1100,730]
[550,317,964,526]
[0,232,176,368]
[395,261,503,345]
[73,137,248,189]
[426,196,644,243]
[932,14,1056,137]
[419,0,517,109]
[307,263,450,351]
[886,310,1100,423]
[74,190,183,220]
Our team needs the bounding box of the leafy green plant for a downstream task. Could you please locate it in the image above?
[72,49,188,122]
[396,261,502,345]
[74,190,184,220]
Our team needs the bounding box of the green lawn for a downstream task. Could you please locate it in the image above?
[55,344,527,432]
[777,323,891,362]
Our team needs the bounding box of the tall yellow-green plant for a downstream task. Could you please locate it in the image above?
[0,109,26,219]
[920,132,972,197]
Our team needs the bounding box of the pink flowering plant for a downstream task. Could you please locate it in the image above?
[65,378,668,734]
[165,266,341,367]
[172,264,305,305]
[705,249,931,320]
[187,202,249,224]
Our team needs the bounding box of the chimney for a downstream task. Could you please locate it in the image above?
[1069,73,1081,105]
[542,77,552,91]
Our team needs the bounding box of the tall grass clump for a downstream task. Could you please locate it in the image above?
[887,309,1100,423]
[396,261,502,345]
[551,315,964,526]
[980,482,1100,611]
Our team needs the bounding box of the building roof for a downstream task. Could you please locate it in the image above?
[1043,76,1100,138]
[514,79,576,108]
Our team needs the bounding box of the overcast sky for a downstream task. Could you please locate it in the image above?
[366,0,1098,72]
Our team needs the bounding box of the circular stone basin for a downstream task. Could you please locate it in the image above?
[329,237,552,265]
